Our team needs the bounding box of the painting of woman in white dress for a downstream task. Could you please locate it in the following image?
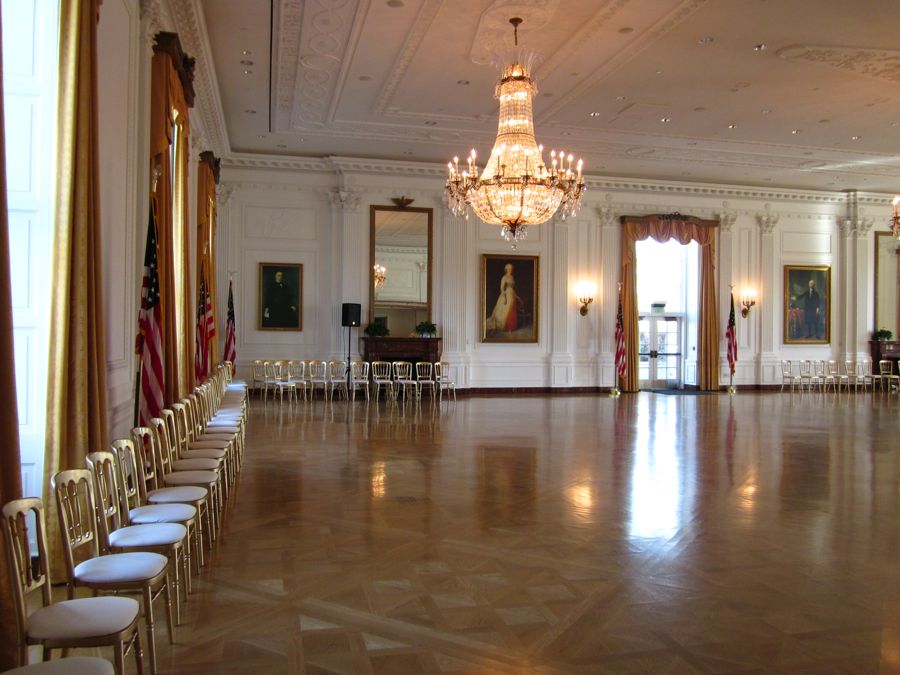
[481,254,539,342]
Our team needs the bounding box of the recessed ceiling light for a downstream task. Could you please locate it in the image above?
[243,70,252,75]
[655,70,663,75]
[819,119,830,124]
[240,59,254,66]
[257,134,265,139]
[456,79,470,85]
[753,43,766,52]
[615,95,626,101]
[244,109,256,114]
[660,117,672,123]
[424,120,437,126]
[570,72,580,77]
[618,27,634,34]
[358,75,372,81]
[276,144,286,148]
[791,129,800,135]
[387,0,404,7]
[560,131,572,136]
[693,106,705,112]
[242,50,251,55]
[698,36,714,45]
[589,112,600,117]
[851,135,861,140]
[761,109,771,115]
[891,122,900,127]
[728,123,737,129]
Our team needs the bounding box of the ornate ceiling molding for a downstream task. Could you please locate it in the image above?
[538,0,709,123]
[166,0,230,156]
[372,0,443,117]
[468,0,561,66]
[778,45,900,85]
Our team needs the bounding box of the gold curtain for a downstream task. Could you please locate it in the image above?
[196,155,219,373]
[150,51,192,401]
[620,214,719,392]
[0,9,24,668]
[44,0,109,577]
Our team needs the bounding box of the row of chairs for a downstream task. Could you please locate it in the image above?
[1,365,248,675]
[779,358,900,392]
[251,359,457,403]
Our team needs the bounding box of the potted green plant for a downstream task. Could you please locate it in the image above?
[364,322,390,337]
[414,320,437,337]
[873,328,893,341]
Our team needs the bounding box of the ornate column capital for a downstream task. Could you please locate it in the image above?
[216,183,234,207]
[756,203,779,234]
[718,202,737,232]
[597,194,618,228]
[328,189,363,212]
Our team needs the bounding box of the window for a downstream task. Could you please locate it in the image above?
[2,0,60,495]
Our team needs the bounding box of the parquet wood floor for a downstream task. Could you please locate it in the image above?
[135,391,900,673]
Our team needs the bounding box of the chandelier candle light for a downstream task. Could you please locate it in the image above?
[446,17,585,249]
[373,264,386,290]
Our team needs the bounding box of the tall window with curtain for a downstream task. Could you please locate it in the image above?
[149,33,194,403]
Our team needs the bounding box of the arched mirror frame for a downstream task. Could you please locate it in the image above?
[369,205,434,328]
[874,230,900,335]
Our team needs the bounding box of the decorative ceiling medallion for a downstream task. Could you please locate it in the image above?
[468,0,560,66]
[777,45,900,85]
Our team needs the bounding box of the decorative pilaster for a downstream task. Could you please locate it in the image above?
[329,188,365,359]
[756,203,780,381]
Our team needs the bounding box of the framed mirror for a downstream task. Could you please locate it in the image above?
[369,205,433,335]
[874,231,899,335]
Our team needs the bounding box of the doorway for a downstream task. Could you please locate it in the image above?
[635,238,699,390]
[638,316,683,388]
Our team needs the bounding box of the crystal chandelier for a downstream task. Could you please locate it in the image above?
[892,196,900,239]
[373,264,387,290]
[446,17,585,249]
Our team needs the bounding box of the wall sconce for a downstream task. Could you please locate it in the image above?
[740,289,757,318]
[373,264,386,290]
[574,281,596,316]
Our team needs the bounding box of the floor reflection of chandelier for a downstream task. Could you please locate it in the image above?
[446,17,585,249]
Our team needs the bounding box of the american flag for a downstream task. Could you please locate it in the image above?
[136,205,165,426]
[204,274,215,340]
[726,291,737,375]
[195,278,210,382]
[614,286,626,378]
[223,280,236,366]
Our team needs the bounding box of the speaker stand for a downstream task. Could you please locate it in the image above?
[346,324,353,395]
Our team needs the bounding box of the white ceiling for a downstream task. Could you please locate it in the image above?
[198,0,900,191]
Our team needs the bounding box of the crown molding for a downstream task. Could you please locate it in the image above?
[166,0,230,156]
[220,153,897,206]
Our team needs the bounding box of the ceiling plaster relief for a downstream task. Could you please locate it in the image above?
[286,0,362,130]
[468,0,560,66]
[537,0,709,123]
[778,45,900,85]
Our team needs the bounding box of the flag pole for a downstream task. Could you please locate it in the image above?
[611,281,622,398]
[728,283,736,395]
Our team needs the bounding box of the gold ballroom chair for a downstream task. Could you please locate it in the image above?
[1,498,142,674]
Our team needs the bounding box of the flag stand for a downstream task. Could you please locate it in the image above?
[727,283,737,395]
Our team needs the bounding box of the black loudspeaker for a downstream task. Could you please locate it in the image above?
[341,303,361,327]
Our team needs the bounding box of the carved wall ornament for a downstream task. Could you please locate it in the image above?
[778,44,900,85]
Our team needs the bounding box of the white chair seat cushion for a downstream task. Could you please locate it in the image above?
[173,458,220,472]
[129,503,196,524]
[27,596,139,641]
[207,419,242,428]
[163,470,218,486]
[182,448,226,460]
[109,523,187,548]
[2,655,116,675]
[146,485,207,503]
[74,551,167,584]
[189,439,231,450]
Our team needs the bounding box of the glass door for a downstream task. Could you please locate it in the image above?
[638,316,683,388]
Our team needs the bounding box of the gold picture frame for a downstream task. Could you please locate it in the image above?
[259,262,303,331]
[481,254,539,343]
[783,264,830,344]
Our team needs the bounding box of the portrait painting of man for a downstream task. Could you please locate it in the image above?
[784,265,830,344]
[259,263,302,330]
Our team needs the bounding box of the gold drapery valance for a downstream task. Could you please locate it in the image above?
[619,213,720,392]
